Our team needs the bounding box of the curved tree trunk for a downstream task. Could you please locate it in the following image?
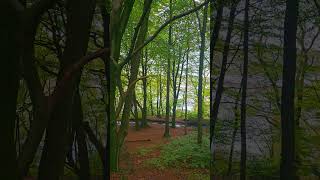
[115,0,152,170]
[38,0,95,178]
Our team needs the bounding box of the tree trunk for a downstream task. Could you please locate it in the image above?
[73,91,90,180]
[109,0,135,171]
[38,0,95,178]
[116,0,152,170]
[211,1,237,154]
[240,0,249,179]
[184,46,190,135]
[141,49,148,128]
[209,0,224,150]
[133,92,140,130]
[149,79,154,116]
[0,2,20,179]
[101,2,110,178]
[196,3,208,144]
[280,0,299,179]
[164,0,173,138]
[227,86,241,175]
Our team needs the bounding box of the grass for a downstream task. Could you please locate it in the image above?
[187,172,210,180]
[135,144,162,157]
[146,132,210,169]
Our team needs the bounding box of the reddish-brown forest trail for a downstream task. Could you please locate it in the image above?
[111,123,204,180]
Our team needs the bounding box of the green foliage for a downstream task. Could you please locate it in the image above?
[136,145,160,156]
[146,132,210,169]
[187,172,210,180]
[137,148,151,156]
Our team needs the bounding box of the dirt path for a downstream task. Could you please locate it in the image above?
[111,123,206,180]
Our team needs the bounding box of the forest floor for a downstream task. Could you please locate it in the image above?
[111,122,208,180]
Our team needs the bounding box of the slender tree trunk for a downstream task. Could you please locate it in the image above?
[101,2,110,178]
[164,0,173,138]
[171,48,183,128]
[73,91,90,180]
[157,71,160,117]
[76,126,90,180]
[184,46,190,135]
[227,86,241,175]
[209,0,224,151]
[109,0,135,171]
[83,122,107,178]
[159,73,163,116]
[280,0,299,179]
[149,80,154,116]
[133,92,140,130]
[142,49,148,127]
[197,3,208,145]
[240,0,249,179]
[116,0,152,170]
[211,1,237,154]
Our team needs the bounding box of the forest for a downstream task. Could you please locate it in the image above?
[1,0,320,179]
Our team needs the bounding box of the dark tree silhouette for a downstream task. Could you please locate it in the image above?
[280,0,299,179]
[240,0,249,179]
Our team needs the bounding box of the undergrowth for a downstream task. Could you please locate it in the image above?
[146,132,210,169]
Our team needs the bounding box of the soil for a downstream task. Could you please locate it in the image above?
[111,123,208,180]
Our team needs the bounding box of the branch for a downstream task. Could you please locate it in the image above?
[48,48,109,110]
[82,122,106,166]
[115,75,150,119]
[119,0,153,68]
[127,0,210,60]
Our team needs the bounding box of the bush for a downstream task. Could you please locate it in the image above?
[146,132,210,169]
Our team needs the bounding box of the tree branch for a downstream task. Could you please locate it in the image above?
[48,48,109,110]
[126,0,210,61]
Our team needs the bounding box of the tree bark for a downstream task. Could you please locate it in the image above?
[280,0,299,179]
[141,49,148,127]
[196,3,208,144]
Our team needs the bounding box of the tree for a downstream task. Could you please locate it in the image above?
[0,2,20,179]
[164,0,173,138]
[141,49,149,128]
[211,0,238,155]
[280,0,299,179]
[240,0,249,179]
[195,1,208,144]
[209,0,224,150]
[38,0,96,178]
[184,44,190,135]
